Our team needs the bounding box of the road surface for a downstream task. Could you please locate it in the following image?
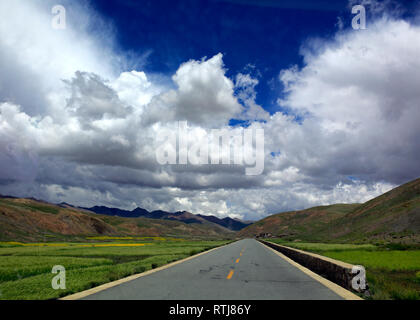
[82,239,344,300]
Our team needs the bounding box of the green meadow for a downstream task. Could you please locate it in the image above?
[0,238,229,300]
[268,239,420,300]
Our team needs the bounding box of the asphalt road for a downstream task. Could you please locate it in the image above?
[82,239,344,300]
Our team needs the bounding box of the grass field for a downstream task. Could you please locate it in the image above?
[0,238,229,300]
[268,239,420,300]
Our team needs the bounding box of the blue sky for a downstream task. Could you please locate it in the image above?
[89,0,351,114]
[86,0,418,117]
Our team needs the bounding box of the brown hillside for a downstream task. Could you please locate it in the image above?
[239,177,420,243]
[0,197,233,241]
[238,204,358,239]
[329,178,420,242]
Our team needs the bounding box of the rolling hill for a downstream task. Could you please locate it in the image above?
[0,197,235,242]
[239,177,420,244]
[328,177,420,242]
[238,203,360,240]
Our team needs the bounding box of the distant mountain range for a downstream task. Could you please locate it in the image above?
[0,198,239,242]
[1,177,419,244]
[76,205,251,231]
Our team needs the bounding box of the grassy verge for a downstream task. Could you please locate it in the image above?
[0,239,229,300]
[267,239,420,300]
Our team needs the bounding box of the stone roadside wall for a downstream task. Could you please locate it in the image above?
[259,240,366,293]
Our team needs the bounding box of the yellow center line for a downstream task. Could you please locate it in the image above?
[226,269,234,279]
[226,249,244,279]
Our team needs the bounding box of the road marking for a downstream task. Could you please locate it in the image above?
[235,258,240,263]
[259,242,363,300]
[60,242,234,300]
[227,269,235,279]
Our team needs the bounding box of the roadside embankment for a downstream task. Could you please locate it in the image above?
[259,240,367,294]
